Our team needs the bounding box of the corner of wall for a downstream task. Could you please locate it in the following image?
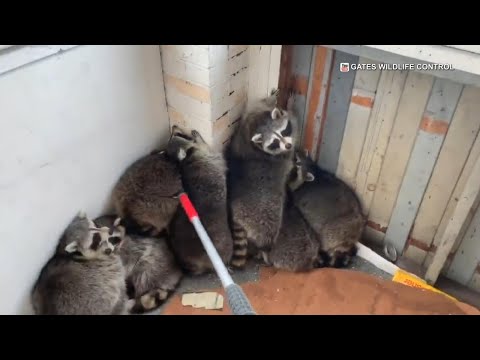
[160,45,282,151]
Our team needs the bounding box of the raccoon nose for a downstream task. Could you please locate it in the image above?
[285,143,292,150]
[105,248,112,255]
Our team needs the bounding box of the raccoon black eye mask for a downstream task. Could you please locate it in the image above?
[273,131,292,149]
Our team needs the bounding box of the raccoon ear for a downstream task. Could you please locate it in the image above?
[251,133,263,144]
[113,217,122,227]
[191,129,206,144]
[77,211,87,219]
[305,172,315,182]
[177,148,187,161]
[270,88,280,97]
[271,108,282,120]
[65,241,78,253]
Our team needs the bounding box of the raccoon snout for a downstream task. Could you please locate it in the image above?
[285,143,292,150]
[104,248,112,255]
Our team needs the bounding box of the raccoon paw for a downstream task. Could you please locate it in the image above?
[315,251,330,268]
[126,299,136,313]
[253,252,263,261]
[330,251,353,268]
[260,251,272,266]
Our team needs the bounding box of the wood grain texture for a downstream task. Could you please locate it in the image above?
[317,51,358,173]
[367,72,434,243]
[384,78,463,255]
[303,46,333,159]
[355,69,408,214]
[336,57,381,189]
[411,85,480,264]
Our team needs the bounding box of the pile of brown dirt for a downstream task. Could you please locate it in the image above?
[161,267,480,315]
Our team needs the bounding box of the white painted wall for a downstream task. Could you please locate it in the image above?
[0,45,171,314]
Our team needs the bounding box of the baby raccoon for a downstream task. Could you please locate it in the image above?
[94,215,183,314]
[261,198,321,272]
[166,125,233,275]
[111,149,182,237]
[289,150,366,268]
[226,90,298,269]
[31,212,128,315]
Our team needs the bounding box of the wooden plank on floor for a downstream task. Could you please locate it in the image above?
[384,78,464,255]
[303,46,333,160]
[317,51,358,174]
[451,198,480,256]
[355,69,408,214]
[447,204,480,285]
[430,121,480,263]
[424,141,480,284]
[423,251,454,277]
[367,71,434,243]
[410,85,480,264]
[336,57,381,189]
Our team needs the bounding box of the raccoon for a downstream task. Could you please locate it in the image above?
[111,149,182,237]
[288,150,366,268]
[166,125,233,275]
[226,90,298,269]
[261,198,321,272]
[94,215,183,314]
[31,212,128,315]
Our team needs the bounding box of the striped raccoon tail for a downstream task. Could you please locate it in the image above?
[230,222,248,269]
[127,288,172,314]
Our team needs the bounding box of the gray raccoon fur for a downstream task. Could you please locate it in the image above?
[31,212,128,315]
[289,150,366,268]
[261,199,321,272]
[93,215,183,314]
[166,125,233,275]
[111,150,182,237]
[226,90,298,269]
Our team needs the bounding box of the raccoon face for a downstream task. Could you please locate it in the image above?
[288,150,315,191]
[64,215,119,260]
[251,108,295,156]
[104,217,126,251]
[166,125,207,161]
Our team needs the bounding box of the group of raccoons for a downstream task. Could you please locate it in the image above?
[31,89,366,315]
